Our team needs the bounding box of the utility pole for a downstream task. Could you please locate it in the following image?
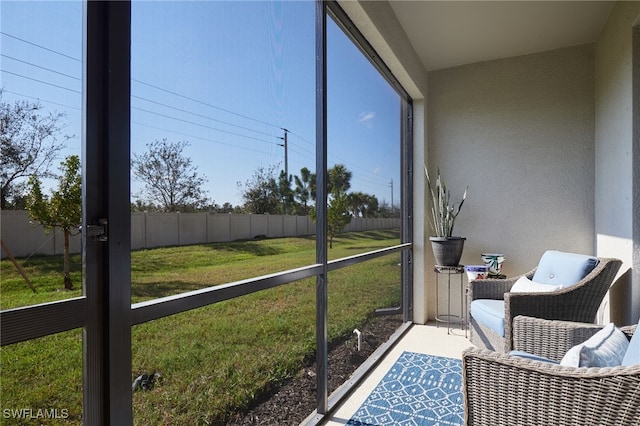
[278,128,289,178]
[389,179,394,213]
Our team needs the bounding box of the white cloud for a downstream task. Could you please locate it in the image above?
[358,111,375,122]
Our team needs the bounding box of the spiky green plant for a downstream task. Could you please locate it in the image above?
[424,166,467,237]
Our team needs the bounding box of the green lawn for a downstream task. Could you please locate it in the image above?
[0,230,402,425]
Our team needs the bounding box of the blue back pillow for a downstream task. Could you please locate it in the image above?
[532,251,599,287]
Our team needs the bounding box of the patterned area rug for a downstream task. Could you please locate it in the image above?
[347,352,463,426]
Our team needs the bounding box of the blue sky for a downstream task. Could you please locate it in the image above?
[1,1,400,208]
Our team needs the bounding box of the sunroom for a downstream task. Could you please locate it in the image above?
[0,1,638,425]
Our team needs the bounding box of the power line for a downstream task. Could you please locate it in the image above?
[3,71,392,190]
[286,138,315,158]
[2,89,81,111]
[327,151,390,184]
[1,54,81,81]
[133,79,285,131]
[2,30,398,196]
[132,106,281,146]
[278,133,393,186]
[2,66,284,150]
[131,121,274,156]
[287,146,315,163]
[0,31,81,62]
[1,30,293,135]
[286,129,315,148]
[1,70,81,94]
[1,65,283,144]
[132,95,281,139]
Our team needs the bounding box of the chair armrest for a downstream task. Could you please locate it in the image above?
[503,288,599,348]
[502,291,593,353]
[511,316,637,361]
[462,348,640,426]
[468,269,536,302]
[512,316,605,361]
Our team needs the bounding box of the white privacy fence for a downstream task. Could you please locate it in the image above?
[1,211,400,259]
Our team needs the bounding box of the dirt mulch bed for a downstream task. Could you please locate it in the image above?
[228,314,403,425]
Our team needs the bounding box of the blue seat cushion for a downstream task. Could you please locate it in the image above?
[470,299,505,337]
[531,251,599,287]
[509,350,559,364]
[622,317,640,366]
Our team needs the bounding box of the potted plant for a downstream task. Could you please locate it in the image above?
[425,165,467,266]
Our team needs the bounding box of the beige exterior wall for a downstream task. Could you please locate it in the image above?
[594,1,640,324]
[412,100,429,324]
[426,45,596,319]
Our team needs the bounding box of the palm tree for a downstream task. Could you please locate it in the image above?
[294,167,314,215]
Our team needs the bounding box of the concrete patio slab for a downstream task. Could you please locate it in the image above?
[321,322,475,425]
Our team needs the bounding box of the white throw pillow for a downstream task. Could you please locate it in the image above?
[560,323,630,367]
[510,276,563,293]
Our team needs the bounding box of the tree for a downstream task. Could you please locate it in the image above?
[130,200,161,212]
[327,163,352,194]
[238,165,280,214]
[347,191,379,218]
[26,155,81,290]
[310,164,353,248]
[293,166,314,215]
[277,170,295,214]
[132,139,209,212]
[1,92,69,209]
[376,200,400,218]
[326,191,351,248]
[217,202,238,213]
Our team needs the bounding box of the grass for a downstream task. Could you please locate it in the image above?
[0,229,402,425]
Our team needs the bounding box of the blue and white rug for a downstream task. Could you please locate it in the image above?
[347,352,464,426]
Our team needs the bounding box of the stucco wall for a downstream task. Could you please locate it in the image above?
[594,1,640,324]
[412,100,429,324]
[635,22,640,324]
[426,45,596,320]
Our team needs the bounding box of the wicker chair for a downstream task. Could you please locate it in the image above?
[462,316,640,426]
[468,255,621,353]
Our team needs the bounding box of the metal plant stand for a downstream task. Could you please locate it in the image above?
[434,265,466,335]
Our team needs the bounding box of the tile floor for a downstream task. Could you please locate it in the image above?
[320,322,476,425]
